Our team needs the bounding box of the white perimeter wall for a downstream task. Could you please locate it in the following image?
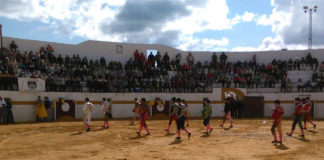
[3,37,324,65]
[1,88,324,122]
[249,92,324,118]
[0,89,222,122]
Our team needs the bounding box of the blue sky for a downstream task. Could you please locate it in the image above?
[0,0,323,51]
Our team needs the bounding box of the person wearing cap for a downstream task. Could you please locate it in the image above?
[220,98,233,128]
[136,98,150,136]
[175,98,191,140]
[303,97,316,130]
[131,98,140,125]
[271,100,284,144]
[164,97,177,133]
[101,98,111,129]
[83,98,94,132]
[287,98,305,137]
[202,99,213,135]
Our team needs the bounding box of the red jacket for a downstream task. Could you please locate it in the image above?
[294,103,303,116]
[272,106,284,122]
[303,103,311,113]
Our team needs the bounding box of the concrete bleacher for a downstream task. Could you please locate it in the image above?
[287,69,313,83]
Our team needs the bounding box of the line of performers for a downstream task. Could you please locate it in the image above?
[271,97,316,144]
[82,96,317,142]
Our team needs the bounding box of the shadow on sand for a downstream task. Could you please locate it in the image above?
[129,134,150,140]
[223,127,232,131]
[306,130,318,135]
[169,139,182,145]
[274,143,289,150]
[165,133,176,137]
[201,134,210,138]
[71,128,105,136]
[292,136,310,142]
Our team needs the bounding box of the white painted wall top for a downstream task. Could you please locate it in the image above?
[3,36,324,65]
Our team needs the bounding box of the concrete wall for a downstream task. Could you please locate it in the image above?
[2,88,324,122]
[3,37,324,65]
[249,92,324,118]
[0,89,223,122]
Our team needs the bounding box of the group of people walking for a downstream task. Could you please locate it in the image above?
[271,97,317,144]
[81,96,317,143]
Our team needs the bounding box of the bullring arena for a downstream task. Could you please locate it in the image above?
[0,120,324,160]
[1,37,324,160]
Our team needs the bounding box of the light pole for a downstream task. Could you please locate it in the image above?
[303,5,318,50]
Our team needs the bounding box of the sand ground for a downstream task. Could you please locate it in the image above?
[0,119,323,160]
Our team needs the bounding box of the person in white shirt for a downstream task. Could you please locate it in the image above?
[83,98,94,132]
[101,98,112,129]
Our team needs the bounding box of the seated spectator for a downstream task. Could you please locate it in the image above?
[297,78,304,92]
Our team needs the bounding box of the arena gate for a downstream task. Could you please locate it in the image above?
[243,96,264,118]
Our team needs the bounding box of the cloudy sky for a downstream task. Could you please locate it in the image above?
[0,0,323,51]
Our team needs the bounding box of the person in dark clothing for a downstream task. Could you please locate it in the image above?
[220,98,233,128]
[5,98,14,123]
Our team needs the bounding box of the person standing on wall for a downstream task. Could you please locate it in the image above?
[287,98,305,137]
[303,97,316,130]
[83,98,94,132]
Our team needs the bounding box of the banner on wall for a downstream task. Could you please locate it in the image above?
[18,78,46,92]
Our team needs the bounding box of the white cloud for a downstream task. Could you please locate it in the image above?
[252,0,324,51]
[177,35,229,51]
[0,0,259,51]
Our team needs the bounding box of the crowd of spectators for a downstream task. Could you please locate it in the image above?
[1,41,324,93]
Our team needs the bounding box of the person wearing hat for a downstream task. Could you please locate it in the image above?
[175,98,191,140]
[202,99,213,135]
[101,98,111,129]
[303,97,316,130]
[287,98,305,137]
[164,97,177,133]
[220,98,233,128]
[136,98,150,136]
[83,98,94,132]
[271,100,284,144]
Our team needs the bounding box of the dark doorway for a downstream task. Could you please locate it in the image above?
[243,96,264,118]
[56,100,75,121]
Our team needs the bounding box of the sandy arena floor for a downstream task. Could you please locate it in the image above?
[0,119,323,160]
